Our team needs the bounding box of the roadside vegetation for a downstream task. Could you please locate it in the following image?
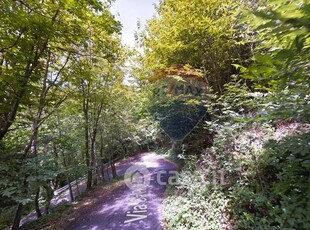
[137,0,310,229]
[1,0,309,229]
[20,178,124,230]
[0,1,157,229]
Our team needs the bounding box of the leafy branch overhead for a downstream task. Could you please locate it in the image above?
[0,0,309,229]
[0,0,121,140]
[242,0,310,121]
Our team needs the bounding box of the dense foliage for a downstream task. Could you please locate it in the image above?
[0,1,157,229]
[138,0,253,92]
[241,0,310,121]
[164,121,310,229]
[161,0,310,229]
[1,0,309,229]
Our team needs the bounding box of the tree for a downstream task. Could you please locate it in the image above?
[138,0,252,93]
[0,0,121,141]
[0,1,122,228]
[70,46,124,188]
[242,0,310,122]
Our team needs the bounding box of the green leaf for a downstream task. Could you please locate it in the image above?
[276,49,294,60]
[2,187,16,198]
[254,54,274,64]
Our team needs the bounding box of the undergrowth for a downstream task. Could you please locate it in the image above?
[163,121,310,229]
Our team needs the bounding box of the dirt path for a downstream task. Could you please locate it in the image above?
[66,152,178,230]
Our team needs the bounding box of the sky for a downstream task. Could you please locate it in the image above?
[110,0,159,47]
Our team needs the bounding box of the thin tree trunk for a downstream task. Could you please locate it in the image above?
[85,121,92,189]
[106,165,110,180]
[101,161,105,180]
[85,124,92,189]
[110,154,117,179]
[44,185,54,215]
[57,133,74,202]
[52,141,60,189]
[56,111,74,201]
[108,113,117,179]
[111,162,117,178]
[82,82,92,189]
[35,187,42,218]
[75,179,80,195]
[32,52,50,218]
[67,177,74,202]
[12,203,24,230]
[100,132,105,181]
[90,137,96,186]
[90,102,103,186]
[10,40,65,229]
[32,125,42,218]
[12,128,37,229]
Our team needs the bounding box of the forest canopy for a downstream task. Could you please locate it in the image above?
[0,0,309,229]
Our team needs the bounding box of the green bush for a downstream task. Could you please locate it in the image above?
[164,121,310,229]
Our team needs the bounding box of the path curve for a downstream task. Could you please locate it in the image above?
[66,152,178,230]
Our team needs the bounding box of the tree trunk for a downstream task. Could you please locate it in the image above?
[90,102,103,186]
[0,34,51,141]
[90,136,97,186]
[106,164,110,180]
[85,120,92,189]
[52,141,60,189]
[12,203,23,230]
[67,177,74,202]
[100,132,105,181]
[95,165,100,185]
[35,187,42,218]
[111,157,117,179]
[101,161,105,180]
[82,85,92,189]
[75,179,80,195]
[109,120,117,179]
[12,125,38,229]
[87,170,92,189]
[44,184,54,215]
[32,126,42,218]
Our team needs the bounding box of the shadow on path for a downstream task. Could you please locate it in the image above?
[66,152,178,230]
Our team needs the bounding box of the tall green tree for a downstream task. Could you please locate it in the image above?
[0,1,122,228]
[70,43,124,188]
[0,0,120,141]
[139,0,252,92]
